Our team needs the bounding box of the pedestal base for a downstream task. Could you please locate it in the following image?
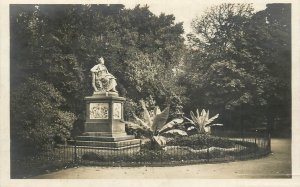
[79,94,140,150]
[77,134,135,142]
[84,95,126,135]
[75,134,140,150]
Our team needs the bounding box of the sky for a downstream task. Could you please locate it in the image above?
[123,1,267,34]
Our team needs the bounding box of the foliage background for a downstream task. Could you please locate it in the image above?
[10,4,291,156]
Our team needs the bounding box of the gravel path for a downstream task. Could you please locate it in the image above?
[33,138,291,179]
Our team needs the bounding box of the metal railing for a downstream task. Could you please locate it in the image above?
[11,129,271,178]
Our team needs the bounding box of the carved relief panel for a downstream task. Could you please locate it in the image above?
[89,103,109,119]
[113,103,122,119]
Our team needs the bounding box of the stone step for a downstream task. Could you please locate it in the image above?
[74,144,141,151]
[76,135,135,142]
[74,139,140,148]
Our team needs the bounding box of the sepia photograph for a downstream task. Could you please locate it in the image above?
[1,0,299,186]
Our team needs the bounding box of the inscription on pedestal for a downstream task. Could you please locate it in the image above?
[113,103,122,119]
[90,103,109,119]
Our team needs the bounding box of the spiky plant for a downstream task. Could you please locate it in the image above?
[127,100,187,147]
[184,109,222,134]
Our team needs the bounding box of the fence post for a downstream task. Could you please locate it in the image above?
[139,139,143,165]
[267,130,271,153]
[207,148,209,163]
[74,140,77,163]
[242,128,244,142]
[255,130,257,145]
[160,148,163,165]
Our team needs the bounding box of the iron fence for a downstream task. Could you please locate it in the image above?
[11,129,271,178]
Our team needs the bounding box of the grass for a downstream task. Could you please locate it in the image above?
[11,146,75,178]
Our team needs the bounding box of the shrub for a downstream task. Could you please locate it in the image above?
[81,152,106,161]
[167,134,235,149]
[11,77,77,156]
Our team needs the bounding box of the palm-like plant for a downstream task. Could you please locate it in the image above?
[184,109,221,134]
[127,100,187,146]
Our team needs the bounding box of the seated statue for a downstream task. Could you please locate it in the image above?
[91,57,117,94]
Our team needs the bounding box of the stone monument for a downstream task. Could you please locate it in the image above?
[76,57,139,149]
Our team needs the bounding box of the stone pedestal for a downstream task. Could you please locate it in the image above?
[76,92,139,149]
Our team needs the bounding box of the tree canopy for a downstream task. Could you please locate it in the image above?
[183,3,291,131]
[10,4,185,155]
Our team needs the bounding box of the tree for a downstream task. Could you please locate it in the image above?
[242,4,291,133]
[188,4,253,58]
[184,3,291,133]
[184,4,257,114]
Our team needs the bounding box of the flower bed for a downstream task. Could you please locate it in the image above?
[79,134,266,164]
[11,134,270,178]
